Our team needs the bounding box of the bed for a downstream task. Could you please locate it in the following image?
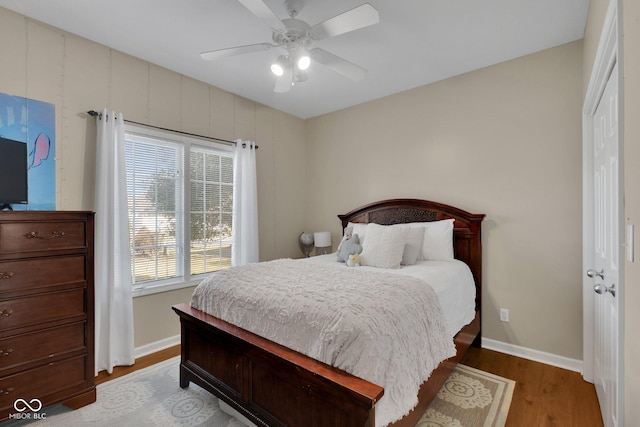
[172,198,484,427]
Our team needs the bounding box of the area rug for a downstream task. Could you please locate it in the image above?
[415,364,515,427]
[6,357,514,427]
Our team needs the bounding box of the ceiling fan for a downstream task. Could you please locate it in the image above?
[200,0,380,93]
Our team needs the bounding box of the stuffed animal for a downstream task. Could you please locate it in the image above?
[337,226,353,252]
[346,253,361,267]
[337,232,362,262]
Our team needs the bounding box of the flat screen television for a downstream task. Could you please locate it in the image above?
[0,137,28,210]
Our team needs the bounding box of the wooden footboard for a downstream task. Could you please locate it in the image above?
[173,303,480,427]
[173,303,384,427]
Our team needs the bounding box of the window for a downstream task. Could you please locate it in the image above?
[124,124,234,296]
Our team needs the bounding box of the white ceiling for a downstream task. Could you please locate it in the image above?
[0,0,589,119]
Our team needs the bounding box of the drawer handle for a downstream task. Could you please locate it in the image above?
[0,387,14,396]
[0,348,14,357]
[0,309,13,317]
[23,230,67,240]
[0,272,13,280]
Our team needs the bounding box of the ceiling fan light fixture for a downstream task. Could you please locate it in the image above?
[271,63,284,76]
[297,53,311,71]
[271,55,290,76]
[291,46,311,71]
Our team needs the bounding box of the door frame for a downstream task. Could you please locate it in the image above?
[582,0,624,424]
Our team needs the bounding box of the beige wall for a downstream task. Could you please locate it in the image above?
[306,41,584,359]
[583,0,639,423]
[0,7,307,348]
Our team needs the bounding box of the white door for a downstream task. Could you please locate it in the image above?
[589,62,620,427]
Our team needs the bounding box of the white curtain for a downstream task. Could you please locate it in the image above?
[94,109,135,374]
[232,140,259,266]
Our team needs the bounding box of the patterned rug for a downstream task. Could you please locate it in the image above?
[416,364,514,427]
[5,357,514,427]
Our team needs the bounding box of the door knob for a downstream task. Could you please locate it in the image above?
[587,269,604,279]
[594,283,616,297]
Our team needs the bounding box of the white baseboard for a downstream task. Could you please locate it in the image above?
[134,334,180,359]
[482,338,583,373]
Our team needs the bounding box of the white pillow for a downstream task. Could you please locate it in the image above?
[360,223,408,269]
[421,218,455,261]
[401,226,425,265]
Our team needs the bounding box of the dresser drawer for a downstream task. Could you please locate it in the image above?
[0,289,85,331]
[0,221,86,254]
[0,256,86,294]
[0,355,89,409]
[0,322,86,373]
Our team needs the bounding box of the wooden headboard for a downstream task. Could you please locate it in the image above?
[338,198,485,311]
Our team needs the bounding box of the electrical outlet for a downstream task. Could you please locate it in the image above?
[500,308,509,322]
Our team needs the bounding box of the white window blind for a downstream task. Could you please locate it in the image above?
[189,147,234,275]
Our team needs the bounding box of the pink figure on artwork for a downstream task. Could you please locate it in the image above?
[28,132,50,169]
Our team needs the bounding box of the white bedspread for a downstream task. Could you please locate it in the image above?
[191,258,457,427]
[306,254,477,337]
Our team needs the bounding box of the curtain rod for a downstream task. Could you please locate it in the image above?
[86,110,257,149]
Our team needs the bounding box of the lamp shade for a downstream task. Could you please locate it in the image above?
[314,231,332,248]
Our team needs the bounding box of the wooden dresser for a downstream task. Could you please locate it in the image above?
[0,211,95,420]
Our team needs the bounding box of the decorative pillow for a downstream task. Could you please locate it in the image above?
[360,223,408,269]
[337,233,362,262]
[421,218,455,261]
[401,226,425,265]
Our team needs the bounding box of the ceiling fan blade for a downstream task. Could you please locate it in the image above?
[310,48,367,81]
[237,0,286,30]
[200,43,274,61]
[274,66,293,93]
[310,3,380,40]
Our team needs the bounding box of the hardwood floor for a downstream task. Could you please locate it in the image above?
[96,345,603,427]
[95,345,180,385]
[461,346,604,427]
